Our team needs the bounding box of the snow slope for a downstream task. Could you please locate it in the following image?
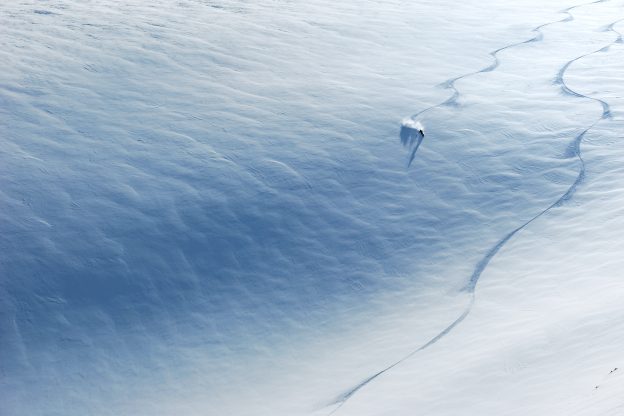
[1,0,623,415]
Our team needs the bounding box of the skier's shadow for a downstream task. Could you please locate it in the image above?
[400,125,424,167]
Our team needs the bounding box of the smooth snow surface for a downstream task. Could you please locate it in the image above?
[1,1,624,415]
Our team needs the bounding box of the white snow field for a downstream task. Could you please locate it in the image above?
[1,0,624,415]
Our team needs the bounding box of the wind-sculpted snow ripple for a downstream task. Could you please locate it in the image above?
[2,1,621,415]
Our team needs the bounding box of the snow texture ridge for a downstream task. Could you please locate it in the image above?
[1,1,624,415]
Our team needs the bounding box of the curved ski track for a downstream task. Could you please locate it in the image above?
[405,0,604,167]
[328,2,621,414]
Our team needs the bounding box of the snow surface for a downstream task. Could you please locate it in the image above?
[1,0,624,415]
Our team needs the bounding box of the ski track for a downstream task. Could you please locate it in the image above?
[404,0,606,167]
[328,2,621,414]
